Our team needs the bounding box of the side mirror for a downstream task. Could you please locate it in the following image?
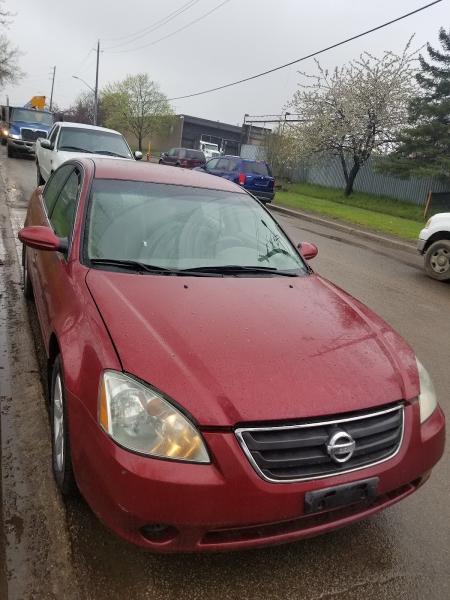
[298,241,318,260]
[134,151,143,161]
[18,226,68,253]
[40,138,53,150]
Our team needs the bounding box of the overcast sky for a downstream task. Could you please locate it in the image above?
[4,0,449,125]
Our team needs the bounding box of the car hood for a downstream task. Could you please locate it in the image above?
[86,271,419,426]
[55,151,132,165]
[11,120,51,132]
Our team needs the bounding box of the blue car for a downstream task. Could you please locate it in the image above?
[196,155,275,203]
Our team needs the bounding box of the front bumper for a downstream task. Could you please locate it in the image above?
[417,237,427,254]
[68,393,445,552]
[250,189,275,204]
[8,138,36,154]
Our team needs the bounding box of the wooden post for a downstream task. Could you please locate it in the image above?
[424,191,432,218]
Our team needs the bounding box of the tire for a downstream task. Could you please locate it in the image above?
[158,159,163,164]
[424,240,450,281]
[1,137,6,146]
[7,144,14,158]
[36,162,45,186]
[22,246,33,300]
[50,356,77,496]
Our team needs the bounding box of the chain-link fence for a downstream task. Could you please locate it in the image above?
[240,144,448,205]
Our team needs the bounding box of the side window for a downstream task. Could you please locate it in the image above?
[50,170,80,238]
[205,158,219,170]
[49,126,59,145]
[228,158,241,171]
[216,158,230,170]
[43,165,73,215]
[178,148,186,159]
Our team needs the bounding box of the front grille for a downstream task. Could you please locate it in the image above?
[21,128,47,142]
[236,404,404,483]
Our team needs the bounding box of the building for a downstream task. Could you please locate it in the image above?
[146,114,271,156]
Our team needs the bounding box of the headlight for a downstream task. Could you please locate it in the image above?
[9,132,21,140]
[416,358,437,423]
[98,371,210,463]
[2,128,8,136]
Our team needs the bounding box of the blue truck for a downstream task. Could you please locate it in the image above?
[1,105,55,158]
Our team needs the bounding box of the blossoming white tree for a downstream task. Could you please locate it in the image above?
[287,43,417,195]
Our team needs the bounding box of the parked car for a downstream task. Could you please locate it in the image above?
[196,156,275,204]
[159,147,206,169]
[35,122,141,184]
[417,212,450,281]
[18,158,444,552]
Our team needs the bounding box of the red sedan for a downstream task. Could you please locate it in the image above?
[19,158,445,552]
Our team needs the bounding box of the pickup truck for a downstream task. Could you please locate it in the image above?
[417,212,450,281]
[36,121,141,184]
[1,106,54,157]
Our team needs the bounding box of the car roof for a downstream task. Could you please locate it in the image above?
[53,121,123,135]
[82,157,248,193]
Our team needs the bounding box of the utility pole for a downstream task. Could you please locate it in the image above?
[94,39,100,126]
[49,66,56,111]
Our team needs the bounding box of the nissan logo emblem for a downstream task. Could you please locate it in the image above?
[326,430,356,464]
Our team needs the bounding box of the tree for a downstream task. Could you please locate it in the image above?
[287,44,416,195]
[262,127,297,181]
[377,28,450,184]
[0,1,23,88]
[63,91,104,126]
[102,74,173,151]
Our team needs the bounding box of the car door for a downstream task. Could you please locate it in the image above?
[210,158,230,179]
[32,165,82,345]
[165,148,178,166]
[40,125,60,181]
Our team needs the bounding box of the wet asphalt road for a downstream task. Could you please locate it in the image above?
[0,150,449,600]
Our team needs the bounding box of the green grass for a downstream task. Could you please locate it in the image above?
[275,182,424,241]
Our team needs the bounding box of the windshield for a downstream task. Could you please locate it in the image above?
[202,143,218,150]
[11,108,53,126]
[86,180,305,274]
[58,128,131,157]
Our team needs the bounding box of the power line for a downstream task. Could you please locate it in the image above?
[167,0,443,101]
[103,0,202,49]
[106,0,231,54]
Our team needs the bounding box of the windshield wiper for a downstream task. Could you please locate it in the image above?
[179,265,300,276]
[59,145,91,153]
[93,150,128,158]
[89,258,221,276]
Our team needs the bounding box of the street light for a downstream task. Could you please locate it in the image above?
[72,75,97,125]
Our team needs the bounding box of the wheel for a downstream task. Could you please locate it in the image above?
[424,240,450,281]
[1,137,6,146]
[175,162,180,167]
[50,356,76,496]
[36,162,45,186]
[22,246,33,300]
[7,144,15,158]
[158,159,163,164]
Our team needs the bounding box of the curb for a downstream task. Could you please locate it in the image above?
[269,204,417,254]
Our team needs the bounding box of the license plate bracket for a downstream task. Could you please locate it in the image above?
[304,477,379,514]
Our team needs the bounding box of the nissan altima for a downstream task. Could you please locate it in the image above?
[18,158,445,552]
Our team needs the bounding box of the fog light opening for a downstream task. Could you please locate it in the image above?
[140,523,178,543]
